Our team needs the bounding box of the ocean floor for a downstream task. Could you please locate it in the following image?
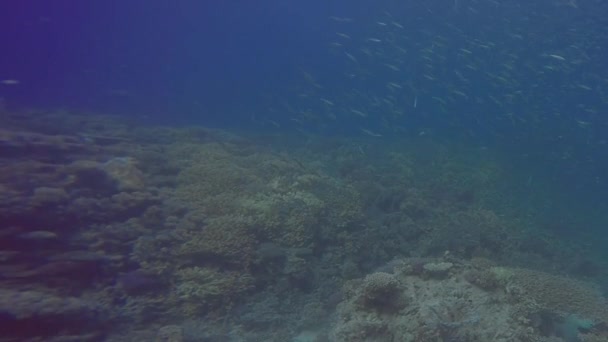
[1,109,607,342]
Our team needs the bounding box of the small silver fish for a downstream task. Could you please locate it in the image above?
[1,79,20,85]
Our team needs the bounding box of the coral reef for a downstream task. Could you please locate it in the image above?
[2,110,607,342]
[330,258,608,342]
[0,288,108,341]
[352,272,406,313]
[491,267,608,324]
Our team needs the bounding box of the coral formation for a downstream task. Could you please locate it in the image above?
[2,110,607,342]
[330,259,608,342]
[353,272,406,313]
[492,267,608,323]
[174,266,254,314]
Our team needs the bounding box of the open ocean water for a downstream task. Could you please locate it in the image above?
[1,1,608,341]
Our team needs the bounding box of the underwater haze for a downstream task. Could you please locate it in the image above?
[2,1,608,341]
[1,1,355,124]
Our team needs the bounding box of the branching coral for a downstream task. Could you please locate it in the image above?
[239,191,324,247]
[492,267,608,323]
[174,266,253,314]
[178,215,256,266]
[355,272,406,313]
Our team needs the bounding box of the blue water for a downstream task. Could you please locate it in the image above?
[2,1,608,340]
[2,1,350,123]
[1,0,606,283]
[14,0,579,199]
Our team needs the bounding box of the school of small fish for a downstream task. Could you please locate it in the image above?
[263,0,606,142]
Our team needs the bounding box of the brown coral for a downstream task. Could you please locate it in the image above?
[492,267,608,323]
[174,267,253,315]
[356,272,406,313]
[178,215,256,266]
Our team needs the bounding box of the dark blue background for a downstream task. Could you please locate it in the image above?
[2,1,608,214]
[0,1,383,125]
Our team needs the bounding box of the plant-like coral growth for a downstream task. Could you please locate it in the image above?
[355,272,406,313]
[492,267,608,323]
[178,215,257,266]
[134,140,365,320]
[174,266,254,315]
